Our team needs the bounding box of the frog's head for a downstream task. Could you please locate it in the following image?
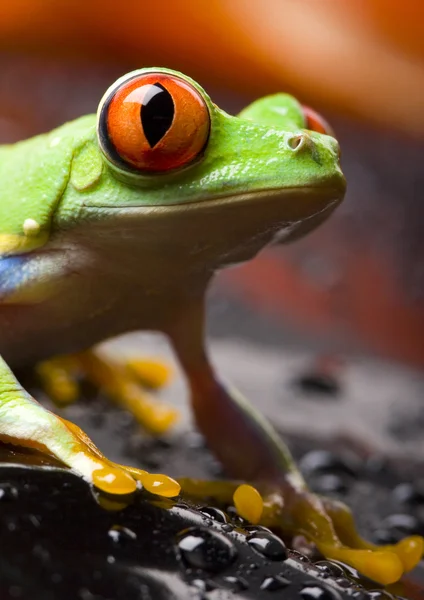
[61,68,345,280]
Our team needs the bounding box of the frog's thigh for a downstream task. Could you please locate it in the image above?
[37,349,178,435]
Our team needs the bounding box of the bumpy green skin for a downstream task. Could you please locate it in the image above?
[0,67,345,490]
[0,117,94,255]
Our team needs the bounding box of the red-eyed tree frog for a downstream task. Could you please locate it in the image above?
[0,68,421,584]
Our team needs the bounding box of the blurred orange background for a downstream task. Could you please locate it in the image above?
[1,0,424,136]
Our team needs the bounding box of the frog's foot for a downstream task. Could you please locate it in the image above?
[36,350,178,435]
[318,495,424,579]
[179,478,423,585]
[0,375,180,498]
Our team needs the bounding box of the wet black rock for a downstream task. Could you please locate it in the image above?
[176,526,237,571]
[0,461,391,600]
[247,531,288,561]
[199,506,228,523]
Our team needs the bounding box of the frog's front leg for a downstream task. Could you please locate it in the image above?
[0,355,180,498]
[168,301,301,484]
[169,300,423,585]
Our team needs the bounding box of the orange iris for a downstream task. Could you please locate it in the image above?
[302,105,334,136]
[100,72,210,173]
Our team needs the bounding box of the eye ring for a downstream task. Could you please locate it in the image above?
[302,105,334,137]
[98,71,211,175]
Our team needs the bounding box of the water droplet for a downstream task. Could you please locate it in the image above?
[260,575,291,591]
[108,525,137,543]
[226,505,246,523]
[221,523,234,533]
[300,584,341,600]
[289,549,310,563]
[315,565,330,577]
[299,450,358,478]
[223,576,248,591]
[334,578,351,589]
[318,572,330,580]
[314,561,345,577]
[335,560,369,583]
[174,502,190,510]
[0,483,18,501]
[244,524,272,533]
[247,531,287,561]
[177,526,237,572]
[200,506,228,523]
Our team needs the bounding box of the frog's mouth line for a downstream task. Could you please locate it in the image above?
[87,182,346,212]
[80,186,345,251]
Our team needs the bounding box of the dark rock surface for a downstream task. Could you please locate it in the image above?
[0,459,358,600]
[0,458,414,600]
[1,423,423,600]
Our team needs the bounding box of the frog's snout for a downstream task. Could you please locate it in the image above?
[286,132,341,163]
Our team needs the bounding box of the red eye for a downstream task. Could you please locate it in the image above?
[302,105,334,136]
[98,72,210,173]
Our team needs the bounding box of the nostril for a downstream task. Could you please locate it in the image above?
[287,134,305,151]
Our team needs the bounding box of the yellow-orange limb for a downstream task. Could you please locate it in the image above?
[37,350,178,435]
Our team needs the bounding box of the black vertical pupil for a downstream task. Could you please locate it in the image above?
[141,83,175,148]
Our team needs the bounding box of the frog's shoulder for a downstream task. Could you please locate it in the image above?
[0,115,97,258]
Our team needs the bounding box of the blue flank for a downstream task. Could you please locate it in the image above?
[0,255,28,299]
